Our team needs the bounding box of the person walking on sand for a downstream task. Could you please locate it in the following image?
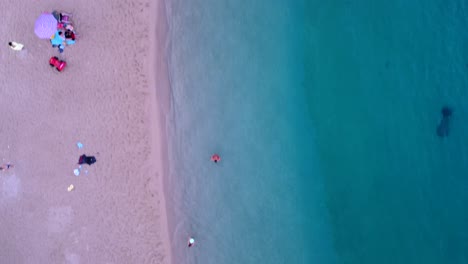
[0,163,14,171]
[8,42,24,51]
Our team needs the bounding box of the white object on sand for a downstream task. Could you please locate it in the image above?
[77,142,83,149]
[67,184,74,192]
[74,169,80,176]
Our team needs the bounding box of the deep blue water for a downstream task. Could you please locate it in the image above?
[164,0,468,263]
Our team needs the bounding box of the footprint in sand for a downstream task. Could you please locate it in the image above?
[2,174,21,199]
[48,206,73,233]
[65,252,80,264]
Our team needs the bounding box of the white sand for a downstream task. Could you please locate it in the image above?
[0,0,172,263]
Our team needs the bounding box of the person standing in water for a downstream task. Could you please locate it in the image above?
[211,154,221,163]
[8,42,24,51]
[188,237,195,247]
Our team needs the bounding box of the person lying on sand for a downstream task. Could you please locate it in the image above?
[78,155,97,165]
[8,42,24,51]
[65,30,75,40]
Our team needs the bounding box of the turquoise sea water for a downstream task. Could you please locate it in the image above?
[164,0,468,263]
[306,1,468,263]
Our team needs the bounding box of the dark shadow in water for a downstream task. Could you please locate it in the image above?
[436,106,452,137]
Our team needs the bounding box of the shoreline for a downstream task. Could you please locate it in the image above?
[149,0,173,263]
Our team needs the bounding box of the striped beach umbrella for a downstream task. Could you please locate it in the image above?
[34,13,58,39]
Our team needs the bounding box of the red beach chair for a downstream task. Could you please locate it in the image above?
[49,56,67,72]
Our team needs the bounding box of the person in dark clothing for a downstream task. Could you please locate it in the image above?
[65,30,75,40]
[0,163,13,171]
[78,154,97,165]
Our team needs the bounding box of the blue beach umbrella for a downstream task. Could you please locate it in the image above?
[35,13,58,39]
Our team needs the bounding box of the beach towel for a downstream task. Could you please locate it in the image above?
[50,31,64,46]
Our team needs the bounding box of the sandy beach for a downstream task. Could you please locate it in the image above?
[0,0,172,263]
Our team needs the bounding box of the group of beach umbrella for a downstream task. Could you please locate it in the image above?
[34,11,76,71]
[34,11,76,46]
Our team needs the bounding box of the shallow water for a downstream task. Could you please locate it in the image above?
[164,0,468,263]
[164,0,331,263]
